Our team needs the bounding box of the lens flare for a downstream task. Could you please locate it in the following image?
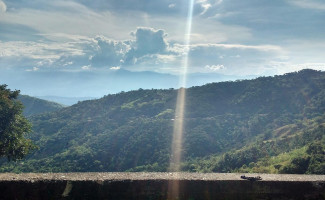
[168,0,194,199]
[169,0,194,172]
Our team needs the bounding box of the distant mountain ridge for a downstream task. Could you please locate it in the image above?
[1,69,324,174]
[18,95,64,116]
[1,69,252,98]
[35,96,96,106]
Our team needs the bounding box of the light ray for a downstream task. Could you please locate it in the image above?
[168,0,195,199]
[169,0,194,172]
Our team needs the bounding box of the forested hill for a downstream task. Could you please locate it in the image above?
[1,69,324,173]
[18,95,64,116]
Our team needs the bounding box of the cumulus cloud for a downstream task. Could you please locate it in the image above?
[0,26,288,75]
[59,28,173,69]
[132,27,167,55]
[90,36,128,67]
[125,27,169,64]
[0,0,6,12]
[1,0,325,78]
[1,21,322,76]
[0,27,173,71]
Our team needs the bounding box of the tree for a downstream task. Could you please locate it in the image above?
[0,84,36,161]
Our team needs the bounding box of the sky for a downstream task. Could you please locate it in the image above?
[1,0,325,98]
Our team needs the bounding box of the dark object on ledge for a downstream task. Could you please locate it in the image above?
[240,175,262,181]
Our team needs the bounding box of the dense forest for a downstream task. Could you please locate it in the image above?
[18,95,64,116]
[0,69,324,174]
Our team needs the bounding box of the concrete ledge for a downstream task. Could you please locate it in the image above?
[0,173,324,200]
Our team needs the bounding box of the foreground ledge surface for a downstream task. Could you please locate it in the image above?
[0,172,324,200]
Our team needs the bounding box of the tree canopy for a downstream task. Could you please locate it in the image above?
[0,84,35,161]
[0,70,324,173]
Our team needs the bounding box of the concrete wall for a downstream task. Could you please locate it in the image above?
[0,173,324,200]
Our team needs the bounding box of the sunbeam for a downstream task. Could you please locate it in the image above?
[169,0,194,172]
[168,0,195,199]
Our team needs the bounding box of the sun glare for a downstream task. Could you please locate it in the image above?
[168,0,195,199]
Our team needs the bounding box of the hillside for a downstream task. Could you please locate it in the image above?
[1,69,324,173]
[35,96,96,106]
[18,95,64,116]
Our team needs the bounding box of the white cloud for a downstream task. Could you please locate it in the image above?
[168,4,176,8]
[199,3,212,15]
[0,28,175,71]
[2,3,134,41]
[205,64,225,71]
[192,43,283,52]
[132,27,168,54]
[37,59,54,67]
[0,0,6,12]
[26,67,39,72]
[0,22,290,76]
[0,41,84,59]
[63,61,73,66]
[125,27,169,64]
[38,33,92,42]
[0,0,324,86]
[90,36,128,67]
[110,66,121,70]
[1,0,323,78]
[1,0,254,48]
[0,34,128,70]
[81,65,91,70]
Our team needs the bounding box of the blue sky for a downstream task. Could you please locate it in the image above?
[1,0,325,98]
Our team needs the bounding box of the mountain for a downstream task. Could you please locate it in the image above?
[1,69,251,98]
[1,69,324,173]
[35,96,96,106]
[18,95,64,116]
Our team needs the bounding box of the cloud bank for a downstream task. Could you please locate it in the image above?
[0,25,310,76]
[0,0,325,77]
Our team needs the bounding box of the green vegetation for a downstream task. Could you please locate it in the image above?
[0,85,36,161]
[18,95,64,116]
[183,116,325,174]
[0,69,324,174]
